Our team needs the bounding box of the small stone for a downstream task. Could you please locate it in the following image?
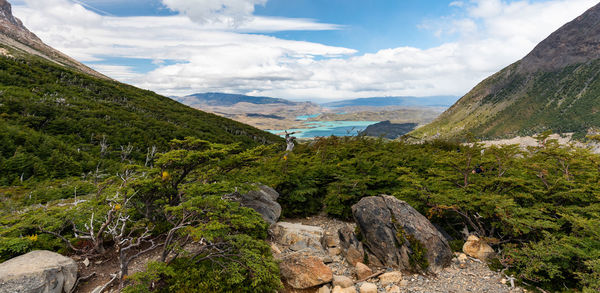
[399,280,409,287]
[463,235,495,261]
[329,247,342,256]
[355,262,372,280]
[359,282,377,293]
[270,243,281,254]
[501,278,507,285]
[333,275,354,288]
[378,271,402,285]
[386,285,401,293]
[459,262,467,269]
[457,253,468,263]
[290,240,308,251]
[317,284,331,293]
[346,246,364,266]
[83,257,90,267]
[323,234,341,248]
[332,285,356,293]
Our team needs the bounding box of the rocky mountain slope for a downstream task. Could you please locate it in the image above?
[412,3,600,140]
[0,0,107,79]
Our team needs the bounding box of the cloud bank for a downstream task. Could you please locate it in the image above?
[12,0,599,101]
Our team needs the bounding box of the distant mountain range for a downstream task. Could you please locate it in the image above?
[321,96,458,108]
[176,93,458,109]
[413,3,600,140]
[176,92,298,107]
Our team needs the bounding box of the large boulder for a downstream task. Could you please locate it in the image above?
[279,252,333,289]
[351,195,452,273]
[236,185,281,225]
[0,250,78,293]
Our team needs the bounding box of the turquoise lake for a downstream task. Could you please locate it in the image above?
[295,113,321,121]
[267,120,379,138]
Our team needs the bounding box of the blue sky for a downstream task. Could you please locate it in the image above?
[12,0,599,101]
[74,0,456,52]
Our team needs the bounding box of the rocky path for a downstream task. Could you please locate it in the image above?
[271,215,524,293]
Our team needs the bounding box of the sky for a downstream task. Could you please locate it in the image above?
[10,0,600,101]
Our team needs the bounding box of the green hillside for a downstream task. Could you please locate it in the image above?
[413,3,600,140]
[412,60,600,140]
[0,46,282,184]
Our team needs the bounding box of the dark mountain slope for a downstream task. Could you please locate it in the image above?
[176,92,298,107]
[412,3,600,140]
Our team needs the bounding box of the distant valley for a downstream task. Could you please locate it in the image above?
[175,92,454,138]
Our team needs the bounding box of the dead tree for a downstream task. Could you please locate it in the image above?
[161,208,197,263]
[120,143,134,163]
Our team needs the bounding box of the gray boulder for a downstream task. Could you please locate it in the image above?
[236,185,281,225]
[0,250,78,293]
[352,195,452,273]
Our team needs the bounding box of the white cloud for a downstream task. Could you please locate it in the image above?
[11,0,600,101]
[161,0,267,26]
[449,1,465,8]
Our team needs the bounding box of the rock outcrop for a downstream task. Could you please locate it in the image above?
[236,185,281,225]
[351,195,452,273]
[0,250,78,293]
[271,222,325,252]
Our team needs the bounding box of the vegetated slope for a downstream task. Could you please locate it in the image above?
[321,96,458,108]
[0,0,107,79]
[0,49,282,184]
[176,92,298,107]
[412,2,600,140]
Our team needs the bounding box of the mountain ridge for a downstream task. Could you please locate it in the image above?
[176,92,301,107]
[412,2,600,140]
[322,96,458,108]
[0,0,107,79]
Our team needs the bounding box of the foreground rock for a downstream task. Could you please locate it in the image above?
[352,195,452,272]
[235,185,281,225]
[463,235,495,262]
[272,222,325,252]
[355,262,372,280]
[378,271,402,285]
[0,250,77,293]
[332,275,354,288]
[280,253,333,289]
[359,282,377,293]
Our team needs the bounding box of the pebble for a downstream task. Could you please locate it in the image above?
[359,282,377,293]
[333,275,354,288]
